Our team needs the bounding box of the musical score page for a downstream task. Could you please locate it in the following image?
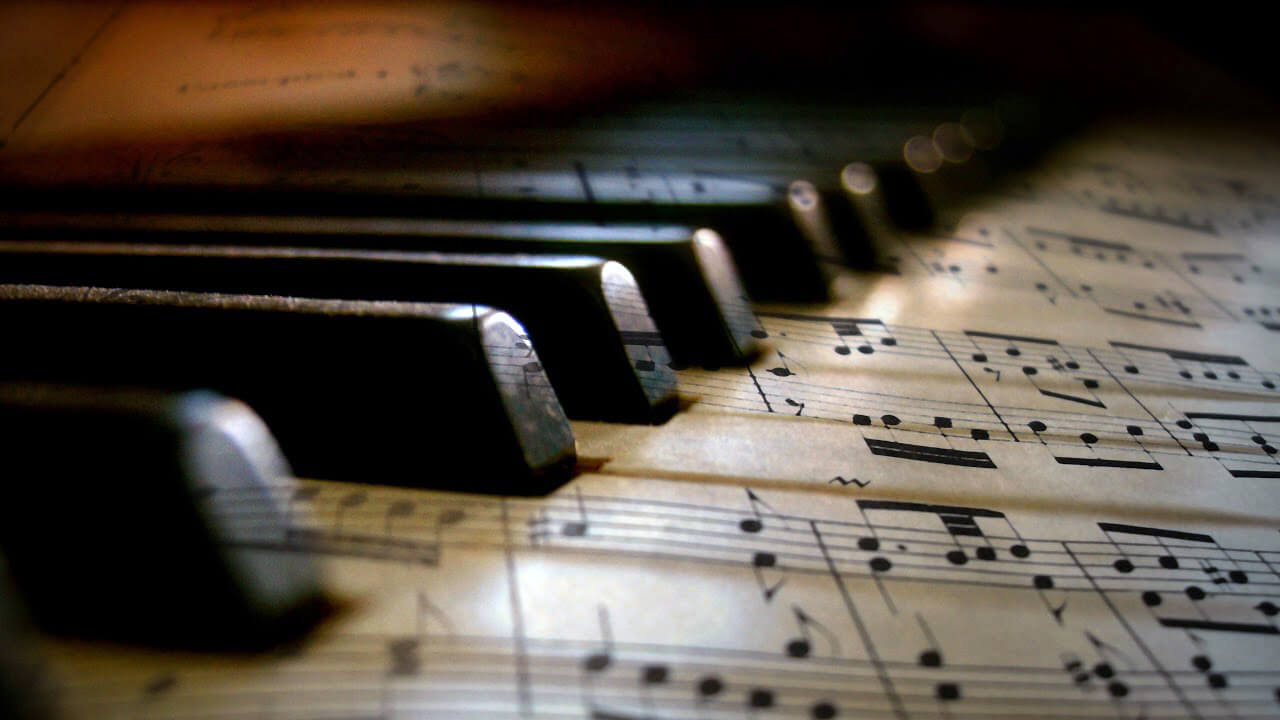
[30,125,1280,718]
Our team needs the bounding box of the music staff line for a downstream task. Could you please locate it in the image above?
[747,314,1280,392]
[1008,161,1280,231]
[879,215,1277,330]
[213,486,1280,608]
[114,479,1276,719]
[656,311,1280,473]
[1018,227,1280,291]
[681,369,1277,471]
[57,631,1280,720]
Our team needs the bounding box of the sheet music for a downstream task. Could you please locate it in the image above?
[0,1,692,154]
[25,121,1279,719]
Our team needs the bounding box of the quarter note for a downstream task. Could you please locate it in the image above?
[695,675,725,704]
[767,351,798,377]
[916,614,944,668]
[582,605,614,673]
[638,662,671,717]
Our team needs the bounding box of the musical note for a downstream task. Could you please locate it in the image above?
[580,606,617,715]
[637,662,671,717]
[739,488,782,533]
[820,317,896,355]
[563,486,590,537]
[751,549,786,602]
[864,438,997,468]
[387,637,421,677]
[1021,364,1107,408]
[916,614,944,668]
[767,350,798,377]
[785,606,840,658]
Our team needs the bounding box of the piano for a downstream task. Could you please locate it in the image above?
[2,3,1278,719]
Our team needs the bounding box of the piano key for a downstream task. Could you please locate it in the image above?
[0,384,327,650]
[0,241,678,424]
[0,214,756,366]
[0,287,577,492]
[900,133,952,226]
[0,166,836,302]
[840,162,899,252]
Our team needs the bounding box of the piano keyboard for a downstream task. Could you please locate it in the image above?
[1,6,1278,717]
[0,89,1052,643]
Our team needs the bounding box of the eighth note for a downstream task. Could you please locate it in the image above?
[785,606,839,658]
[916,614,944,668]
[752,552,785,602]
[738,488,781,532]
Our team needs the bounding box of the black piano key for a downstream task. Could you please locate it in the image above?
[871,155,937,232]
[0,242,677,424]
[0,168,835,302]
[839,162,899,254]
[900,133,952,225]
[0,384,328,650]
[0,286,577,493]
[0,215,756,366]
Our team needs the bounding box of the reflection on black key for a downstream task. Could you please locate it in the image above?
[0,215,756,366]
[0,385,327,650]
[0,287,577,493]
[0,242,677,424]
[903,123,988,225]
